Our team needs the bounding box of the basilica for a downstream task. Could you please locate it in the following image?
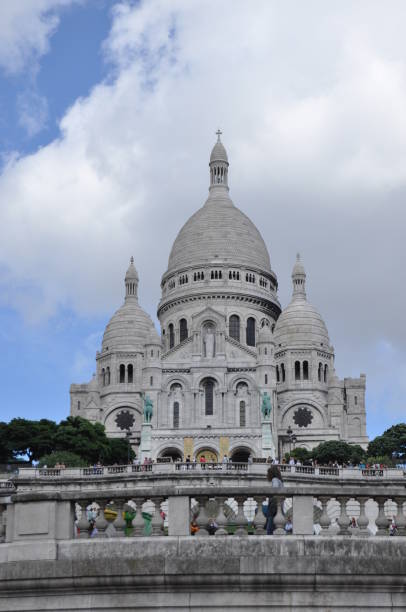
[70,134,368,461]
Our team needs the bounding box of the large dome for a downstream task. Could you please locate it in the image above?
[167,192,271,273]
[274,255,330,348]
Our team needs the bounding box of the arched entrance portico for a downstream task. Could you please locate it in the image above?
[159,447,183,461]
[196,448,218,463]
[230,447,252,463]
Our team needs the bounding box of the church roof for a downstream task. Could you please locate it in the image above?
[167,134,271,274]
[274,256,330,349]
[102,260,154,352]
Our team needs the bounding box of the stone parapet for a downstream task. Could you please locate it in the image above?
[0,537,405,610]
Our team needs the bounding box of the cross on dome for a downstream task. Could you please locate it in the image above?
[216,128,222,141]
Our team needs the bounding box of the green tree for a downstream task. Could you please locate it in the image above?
[7,418,57,463]
[101,438,135,465]
[290,447,312,463]
[368,424,406,461]
[312,440,365,465]
[0,422,12,463]
[38,451,86,468]
[54,417,110,464]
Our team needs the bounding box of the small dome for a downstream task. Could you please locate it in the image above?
[274,255,330,348]
[125,256,139,280]
[102,300,154,352]
[102,261,153,352]
[274,300,330,348]
[210,140,228,164]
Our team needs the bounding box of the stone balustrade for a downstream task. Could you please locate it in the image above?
[4,482,405,543]
[14,462,406,481]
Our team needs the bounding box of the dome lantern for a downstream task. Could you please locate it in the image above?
[292,253,306,301]
[209,129,229,191]
[125,256,139,300]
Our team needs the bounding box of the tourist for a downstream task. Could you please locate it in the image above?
[207,517,218,535]
[389,518,398,536]
[222,454,229,464]
[191,518,199,535]
[266,465,283,535]
[284,519,293,534]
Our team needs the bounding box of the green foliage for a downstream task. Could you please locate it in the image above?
[101,437,135,465]
[366,455,394,467]
[38,451,86,468]
[54,417,110,464]
[7,418,57,463]
[311,440,366,465]
[368,424,406,460]
[290,447,312,463]
[0,421,12,463]
[2,415,135,467]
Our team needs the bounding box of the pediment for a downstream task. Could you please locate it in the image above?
[162,336,193,361]
[225,335,257,360]
[192,305,226,328]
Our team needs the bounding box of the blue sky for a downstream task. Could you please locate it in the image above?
[0,1,406,439]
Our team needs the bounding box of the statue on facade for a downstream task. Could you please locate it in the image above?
[143,395,153,423]
[203,327,215,358]
[261,392,272,420]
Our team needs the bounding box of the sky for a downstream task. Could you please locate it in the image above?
[0,0,405,439]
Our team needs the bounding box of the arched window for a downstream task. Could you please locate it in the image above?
[77,401,80,410]
[179,318,188,342]
[169,323,175,349]
[355,395,358,405]
[102,368,105,386]
[318,362,322,382]
[119,364,125,383]
[150,376,153,386]
[276,365,280,382]
[173,402,179,429]
[264,347,268,355]
[303,361,309,380]
[239,401,246,427]
[281,363,286,382]
[106,367,110,385]
[295,361,301,381]
[324,364,328,383]
[151,349,153,357]
[246,317,256,346]
[265,374,268,385]
[229,315,240,342]
[203,379,215,416]
[128,364,133,384]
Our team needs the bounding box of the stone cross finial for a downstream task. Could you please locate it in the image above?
[130,256,134,264]
[216,129,222,142]
[296,252,300,261]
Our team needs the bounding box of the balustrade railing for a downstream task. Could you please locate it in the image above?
[68,488,406,539]
[16,463,406,480]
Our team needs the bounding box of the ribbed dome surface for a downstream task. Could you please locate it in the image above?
[167,194,271,273]
[210,140,228,163]
[102,300,155,352]
[274,298,330,348]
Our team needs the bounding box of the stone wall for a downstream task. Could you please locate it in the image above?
[0,537,405,610]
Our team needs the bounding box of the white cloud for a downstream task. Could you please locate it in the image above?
[17,89,49,136]
[1,0,406,428]
[0,0,81,74]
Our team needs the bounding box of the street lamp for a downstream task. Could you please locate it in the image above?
[286,426,297,455]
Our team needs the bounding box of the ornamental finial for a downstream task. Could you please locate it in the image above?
[216,128,222,142]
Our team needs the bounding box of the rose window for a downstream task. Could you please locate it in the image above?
[115,410,135,431]
[293,407,313,428]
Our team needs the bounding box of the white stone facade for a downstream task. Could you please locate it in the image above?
[70,134,368,460]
